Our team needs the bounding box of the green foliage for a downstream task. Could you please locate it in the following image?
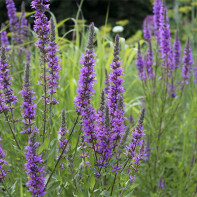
[0,0,197,196]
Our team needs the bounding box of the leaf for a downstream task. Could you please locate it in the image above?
[100,190,111,197]
[57,18,71,28]
[38,138,49,154]
[90,175,95,190]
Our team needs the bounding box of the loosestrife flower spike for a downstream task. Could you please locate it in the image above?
[0,47,17,111]
[136,42,146,81]
[1,24,10,51]
[126,108,146,181]
[160,3,174,72]
[5,0,22,44]
[20,63,38,134]
[31,0,50,58]
[19,1,28,41]
[25,132,46,196]
[145,41,155,79]
[153,0,162,44]
[74,23,97,145]
[143,20,151,42]
[0,138,9,181]
[47,17,61,104]
[182,37,194,85]
[107,34,125,151]
[173,31,181,69]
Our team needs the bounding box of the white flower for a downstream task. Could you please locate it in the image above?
[112,26,124,33]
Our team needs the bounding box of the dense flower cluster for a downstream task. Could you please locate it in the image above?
[47,18,61,104]
[143,16,153,42]
[159,3,173,72]
[19,2,28,41]
[182,38,194,84]
[5,0,21,44]
[153,0,162,43]
[136,42,146,81]
[145,41,154,79]
[126,108,146,181]
[107,34,125,146]
[1,24,10,51]
[173,31,181,69]
[0,138,9,181]
[0,47,17,111]
[31,0,50,57]
[96,93,112,168]
[25,133,46,196]
[20,63,38,134]
[74,23,97,144]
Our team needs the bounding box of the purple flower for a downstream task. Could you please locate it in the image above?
[1,24,10,51]
[96,99,112,168]
[160,3,174,72]
[153,0,162,43]
[20,63,38,134]
[145,41,154,79]
[74,23,97,144]
[0,138,9,181]
[136,42,146,81]
[5,0,21,44]
[111,163,122,174]
[143,16,153,42]
[173,31,181,69]
[182,38,194,84]
[107,34,125,147]
[19,1,28,41]
[126,109,146,180]
[168,83,176,98]
[25,132,46,196]
[47,18,61,104]
[158,177,165,189]
[0,47,17,111]
[31,0,50,56]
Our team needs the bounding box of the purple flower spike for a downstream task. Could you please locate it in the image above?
[74,23,97,144]
[145,41,155,79]
[0,47,17,111]
[19,1,28,41]
[31,0,50,56]
[1,24,10,51]
[153,0,162,43]
[108,34,125,146]
[173,31,181,69]
[25,132,46,196]
[136,42,146,81]
[160,3,173,72]
[20,63,38,134]
[47,17,61,104]
[96,98,113,168]
[126,108,146,180]
[143,19,152,42]
[0,138,9,181]
[5,0,21,44]
[182,38,194,84]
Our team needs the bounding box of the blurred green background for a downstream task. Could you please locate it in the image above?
[0,0,195,39]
